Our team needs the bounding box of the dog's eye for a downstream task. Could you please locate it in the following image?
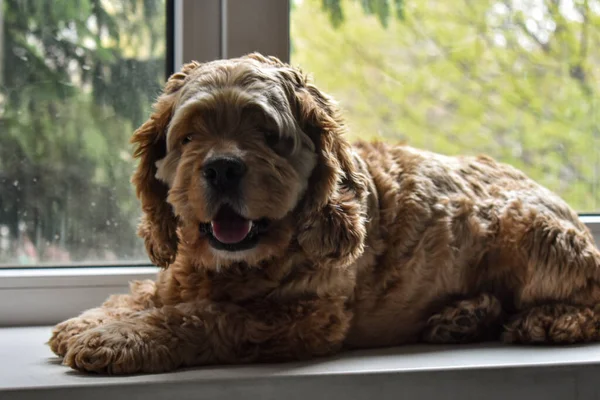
[182,135,193,145]
[264,131,280,148]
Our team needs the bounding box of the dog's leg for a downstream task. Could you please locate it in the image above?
[48,280,157,357]
[502,304,600,344]
[61,298,350,374]
[496,209,600,344]
[421,293,503,343]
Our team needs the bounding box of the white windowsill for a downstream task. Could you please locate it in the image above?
[0,267,159,326]
[2,326,600,400]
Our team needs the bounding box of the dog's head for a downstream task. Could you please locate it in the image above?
[132,54,369,269]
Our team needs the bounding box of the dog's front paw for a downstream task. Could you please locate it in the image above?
[49,313,104,357]
[63,321,181,374]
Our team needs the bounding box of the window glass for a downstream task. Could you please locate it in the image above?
[291,0,600,212]
[0,0,166,266]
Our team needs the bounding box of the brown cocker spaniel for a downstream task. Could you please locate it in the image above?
[49,53,600,374]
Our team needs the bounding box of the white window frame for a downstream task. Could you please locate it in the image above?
[0,0,598,327]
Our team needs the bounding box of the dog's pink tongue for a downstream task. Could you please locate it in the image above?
[211,207,252,244]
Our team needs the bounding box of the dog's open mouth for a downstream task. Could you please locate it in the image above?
[200,205,269,251]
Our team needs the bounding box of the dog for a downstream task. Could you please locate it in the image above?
[48,53,600,374]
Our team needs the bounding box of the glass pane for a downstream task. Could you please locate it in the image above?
[290,0,600,213]
[0,0,166,266]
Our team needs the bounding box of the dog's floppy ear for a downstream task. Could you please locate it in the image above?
[291,78,370,268]
[131,61,201,267]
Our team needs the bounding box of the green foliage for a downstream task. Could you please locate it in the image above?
[322,0,404,27]
[294,0,600,212]
[322,0,344,27]
[1,0,165,264]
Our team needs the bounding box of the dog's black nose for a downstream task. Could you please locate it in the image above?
[203,156,247,191]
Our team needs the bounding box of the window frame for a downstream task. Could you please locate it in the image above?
[0,0,598,327]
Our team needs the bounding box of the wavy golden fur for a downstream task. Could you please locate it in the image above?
[49,54,600,374]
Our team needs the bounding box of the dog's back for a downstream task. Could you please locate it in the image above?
[346,141,599,347]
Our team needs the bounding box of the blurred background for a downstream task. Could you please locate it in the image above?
[0,0,598,266]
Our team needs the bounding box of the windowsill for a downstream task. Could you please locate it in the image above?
[4,327,600,399]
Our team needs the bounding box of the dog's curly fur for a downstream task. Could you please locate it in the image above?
[49,54,600,374]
